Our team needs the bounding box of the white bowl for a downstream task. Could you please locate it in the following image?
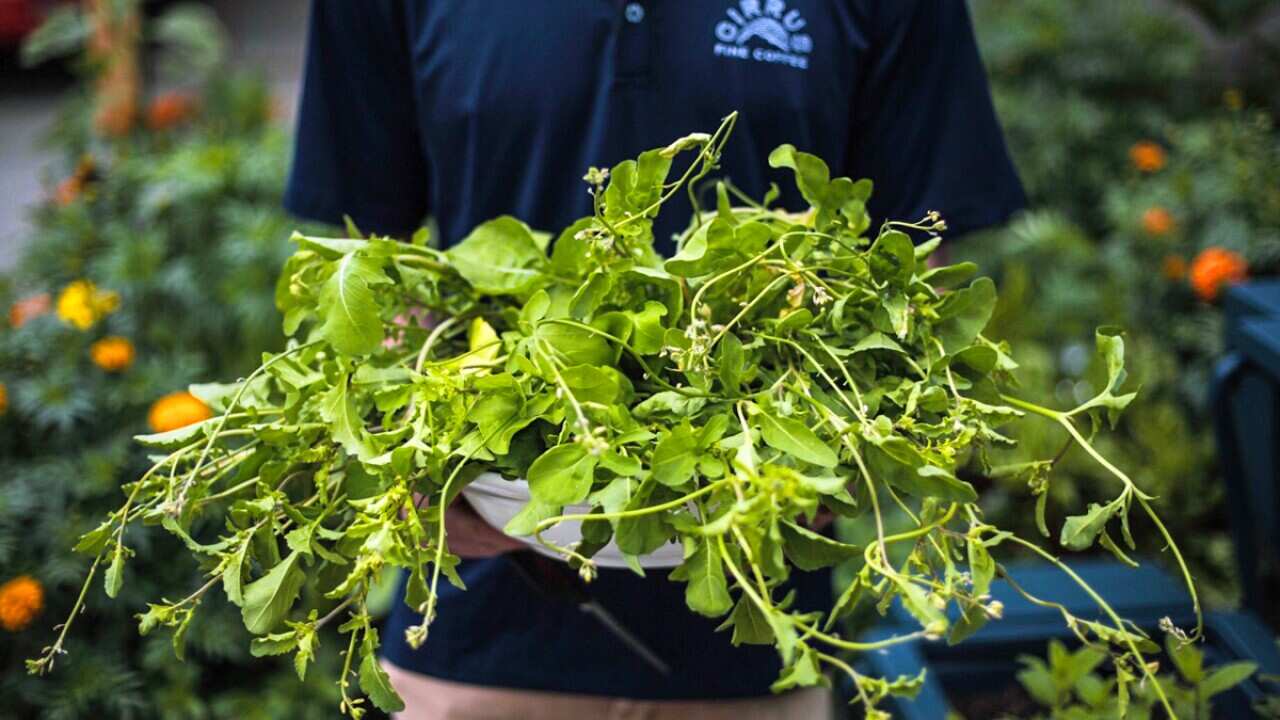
[461,472,686,569]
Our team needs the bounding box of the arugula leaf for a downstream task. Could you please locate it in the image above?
[527,444,598,506]
[316,252,390,355]
[757,412,838,468]
[445,216,547,296]
[358,627,405,713]
[652,422,699,488]
[241,551,306,635]
[683,537,732,617]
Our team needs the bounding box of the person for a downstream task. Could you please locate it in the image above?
[284,2,1026,717]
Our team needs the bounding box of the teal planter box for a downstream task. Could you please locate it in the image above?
[1212,281,1280,621]
[854,561,1280,718]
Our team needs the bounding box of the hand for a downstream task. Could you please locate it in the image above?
[442,498,527,559]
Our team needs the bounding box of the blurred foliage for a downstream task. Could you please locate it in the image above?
[964,0,1280,604]
[0,3,345,718]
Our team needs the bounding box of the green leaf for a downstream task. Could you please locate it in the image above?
[757,412,837,468]
[779,521,861,571]
[317,252,390,355]
[533,321,613,368]
[770,645,824,693]
[134,419,213,450]
[560,365,627,405]
[869,231,916,286]
[1165,633,1204,683]
[851,332,905,355]
[864,442,977,503]
[633,391,707,420]
[222,539,250,606]
[250,629,299,657]
[359,628,405,713]
[683,538,732,617]
[628,301,669,355]
[1059,501,1120,551]
[768,144,831,210]
[1071,327,1138,427]
[241,551,306,635]
[652,422,699,488]
[105,543,126,599]
[19,6,87,67]
[1200,661,1256,697]
[935,277,997,354]
[446,216,547,296]
[723,596,775,645]
[320,375,374,461]
[527,444,597,505]
[718,332,746,391]
[969,541,996,598]
[503,498,561,537]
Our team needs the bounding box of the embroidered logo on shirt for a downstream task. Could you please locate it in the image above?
[713,0,812,70]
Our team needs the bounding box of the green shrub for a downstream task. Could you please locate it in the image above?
[0,3,341,717]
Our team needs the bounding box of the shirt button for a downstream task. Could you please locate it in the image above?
[624,2,645,23]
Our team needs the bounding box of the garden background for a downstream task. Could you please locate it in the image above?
[0,1,1276,717]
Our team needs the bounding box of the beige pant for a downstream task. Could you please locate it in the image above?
[383,662,835,720]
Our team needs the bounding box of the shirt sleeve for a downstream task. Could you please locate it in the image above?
[847,0,1026,238]
[283,1,429,236]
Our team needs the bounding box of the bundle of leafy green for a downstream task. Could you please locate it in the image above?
[32,114,1201,719]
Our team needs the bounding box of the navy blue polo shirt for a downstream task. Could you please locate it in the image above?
[285,0,1025,700]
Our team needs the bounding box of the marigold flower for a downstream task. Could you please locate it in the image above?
[1141,207,1175,237]
[94,100,135,138]
[0,382,8,417]
[0,575,44,632]
[55,177,83,206]
[56,280,120,331]
[90,336,136,372]
[146,91,198,131]
[1190,247,1248,302]
[1161,254,1187,281]
[148,391,213,433]
[53,156,96,206]
[1129,141,1166,173]
[9,292,51,328]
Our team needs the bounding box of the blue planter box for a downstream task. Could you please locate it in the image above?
[1213,281,1280,620]
[854,561,1280,718]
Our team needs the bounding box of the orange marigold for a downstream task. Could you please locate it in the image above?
[1141,207,1175,237]
[0,382,8,417]
[148,391,212,433]
[90,336,135,372]
[1129,141,1166,173]
[146,91,198,131]
[9,292,51,328]
[1190,247,1248,302]
[0,575,44,632]
[55,176,83,206]
[1161,255,1188,281]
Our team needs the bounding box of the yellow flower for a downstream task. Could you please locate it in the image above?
[1129,141,1166,173]
[90,336,135,372]
[148,391,213,433]
[0,575,44,632]
[56,280,120,330]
